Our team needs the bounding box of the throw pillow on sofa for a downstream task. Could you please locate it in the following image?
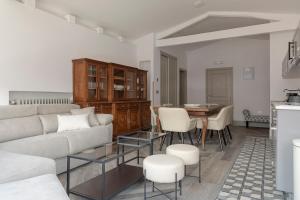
[70,107,99,127]
[39,114,58,134]
[57,114,90,133]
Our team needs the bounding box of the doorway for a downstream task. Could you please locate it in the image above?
[160,52,178,105]
[179,69,187,105]
[206,67,233,105]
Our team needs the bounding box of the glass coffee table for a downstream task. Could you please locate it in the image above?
[67,131,167,200]
[117,131,168,156]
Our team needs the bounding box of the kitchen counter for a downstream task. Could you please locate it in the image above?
[275,106,300,193]
[276,103,300,110]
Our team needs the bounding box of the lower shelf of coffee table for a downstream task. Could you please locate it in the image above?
[70,164,143,200]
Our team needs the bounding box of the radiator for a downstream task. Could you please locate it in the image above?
[9,91,73,105]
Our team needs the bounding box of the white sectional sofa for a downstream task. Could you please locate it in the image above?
[0,104,113,173]
[0,151,69,200]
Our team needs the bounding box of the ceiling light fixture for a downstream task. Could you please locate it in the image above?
[193,0,205,8]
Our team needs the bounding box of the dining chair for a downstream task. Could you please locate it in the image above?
[225,105,233,140]
[196,106,230,151]
[150,106,158,132]
[158,107,197,150]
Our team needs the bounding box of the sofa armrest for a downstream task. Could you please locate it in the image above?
[96,114,113,125]
[0,151,56,184]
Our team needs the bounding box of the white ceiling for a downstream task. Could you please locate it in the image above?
[168,16,271,38]
[36,0,300,40]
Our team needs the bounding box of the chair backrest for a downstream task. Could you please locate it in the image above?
[150,106,157,127]
[225,105,233,126]
[158,107,191,132]
[212,106,230,130]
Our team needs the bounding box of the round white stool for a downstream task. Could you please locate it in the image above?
[143,154,184,200]
[166,144,201,182]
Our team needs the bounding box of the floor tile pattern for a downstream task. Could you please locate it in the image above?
[217,137,284,200]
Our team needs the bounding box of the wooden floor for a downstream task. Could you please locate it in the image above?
[70,126,269,200]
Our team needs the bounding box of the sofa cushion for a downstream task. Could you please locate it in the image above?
[0,116,43,143]
[0,134,69,159]
[96,114,113,125]
[0,105,37,120]
[57,114,90,133]
[61,125,112,154]
[0,151,56,184]
[0,174,70,200]
[37,104,80,115]
[71,107,99,126]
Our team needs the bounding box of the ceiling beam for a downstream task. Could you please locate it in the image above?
[156,19,300,47]
[22,0,36,8]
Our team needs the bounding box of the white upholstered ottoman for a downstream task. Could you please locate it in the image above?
[143,154,184,200]
[166,144,201,182]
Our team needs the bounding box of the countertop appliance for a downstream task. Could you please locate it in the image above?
[284,89,300,103]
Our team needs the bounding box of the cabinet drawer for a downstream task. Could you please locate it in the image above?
[116,103,129,110]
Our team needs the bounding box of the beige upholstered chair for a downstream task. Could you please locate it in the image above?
[158,108,197,149]
[196,106,231,151]
[150,106,157,132]
[225,105,233,139]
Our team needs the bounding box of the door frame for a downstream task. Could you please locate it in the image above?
[179,69,187,105]
[160,51,178,105]
[206,67,233,105]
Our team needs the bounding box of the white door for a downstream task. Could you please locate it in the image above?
[206,68,233,105]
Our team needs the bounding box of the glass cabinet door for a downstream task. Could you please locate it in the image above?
[140,72,146,99]
[113,68,126,100]
[99,65,108,100]
[126,70,137,99]
[87,63,98,100]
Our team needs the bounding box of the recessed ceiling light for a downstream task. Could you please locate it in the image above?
[194,0,205,8]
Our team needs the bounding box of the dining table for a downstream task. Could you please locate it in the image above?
[154,104,224,150]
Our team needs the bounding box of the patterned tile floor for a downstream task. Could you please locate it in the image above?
[217,137,284,200]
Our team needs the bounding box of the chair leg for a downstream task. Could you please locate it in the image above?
[221,130,227,146]
[169,133,174,145]
[177,132,182,141]
[194,128,199,145]
[210,130,214,139]
[227,126,232,140]
[159,135,167,151]
[180,133,184,144]
[187,131,194,145]
[197,129,202,144]
[217,131,224,151]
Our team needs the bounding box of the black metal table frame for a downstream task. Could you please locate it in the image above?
[117,131,168,164]
[66,141,148,200]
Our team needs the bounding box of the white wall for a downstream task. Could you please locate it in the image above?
[0,1,137,105]
[186,37,270,121]
[270,30,300,101]
[134,33,155,103]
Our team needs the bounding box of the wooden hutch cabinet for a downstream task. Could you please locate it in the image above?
[73,58,151,137]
